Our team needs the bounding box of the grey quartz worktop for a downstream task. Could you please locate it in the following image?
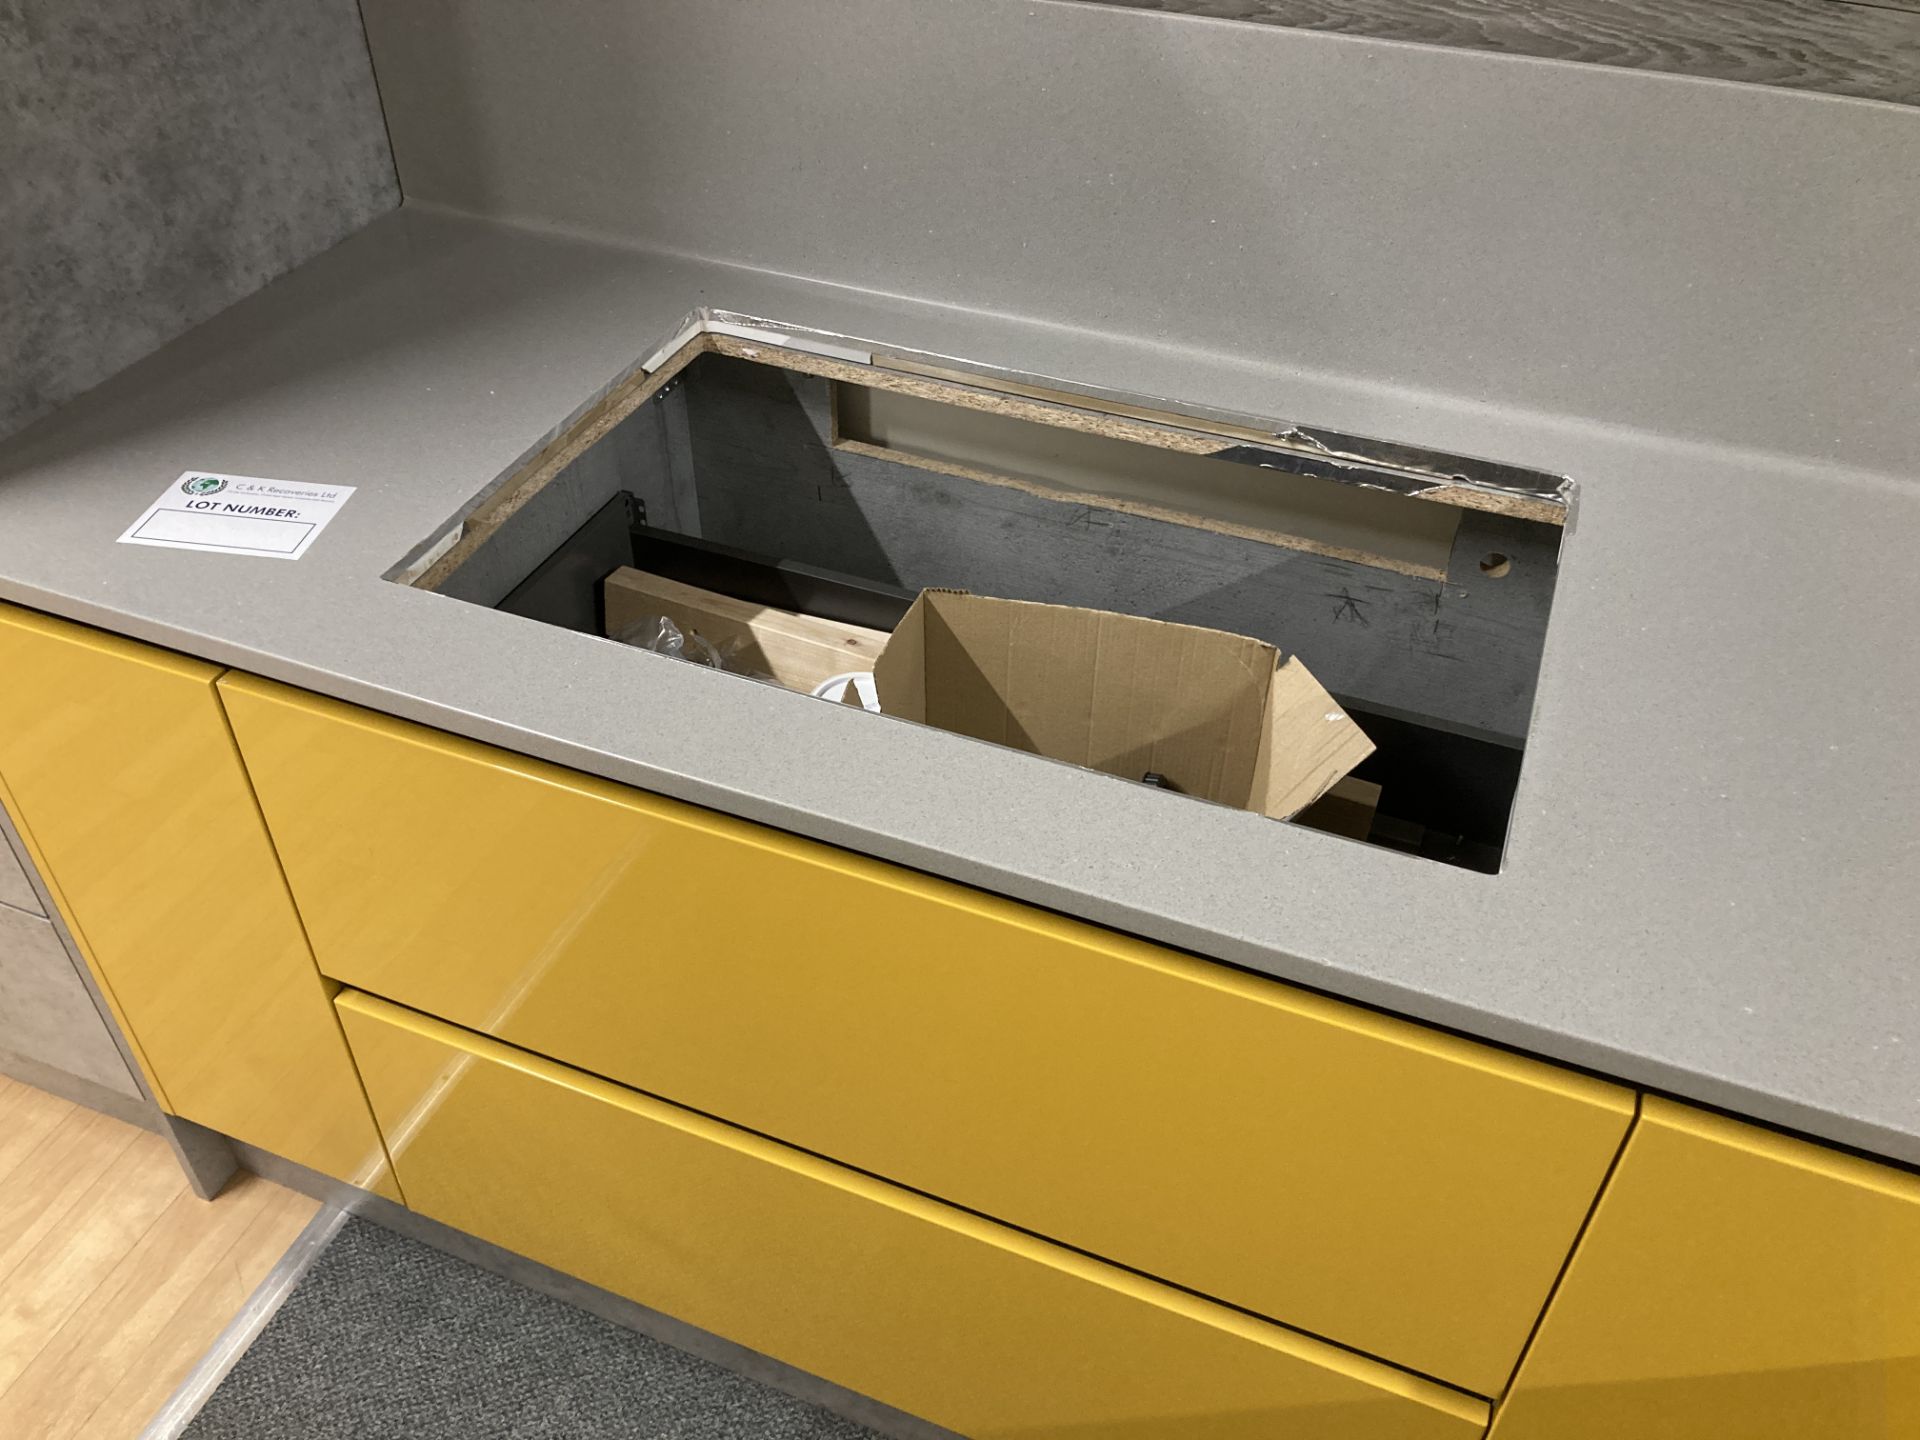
[3,0,1917,1165]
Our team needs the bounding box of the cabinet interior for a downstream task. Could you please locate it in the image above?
[402,326,1570,872]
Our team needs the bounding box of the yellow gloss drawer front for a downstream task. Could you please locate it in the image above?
[221,674,1632,1393]
[1491,1098,1920,1438]
[338,990,1487,1440]
[0,606,394,1194]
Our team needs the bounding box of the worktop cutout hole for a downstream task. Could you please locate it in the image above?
[405,320,1571,874]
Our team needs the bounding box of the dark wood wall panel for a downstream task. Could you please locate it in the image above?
[1079,0,1920,107]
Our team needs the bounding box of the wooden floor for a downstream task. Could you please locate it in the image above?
[0,1077,320,1439]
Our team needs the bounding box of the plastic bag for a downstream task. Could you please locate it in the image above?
[613,612,730,670]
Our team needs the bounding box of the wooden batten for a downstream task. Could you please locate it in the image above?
[604,568,888,696]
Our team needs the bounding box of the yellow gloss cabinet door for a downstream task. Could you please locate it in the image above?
[223,674,1631,1392]
[0,606,394,1193]
[1492,1098,1920,1438]
[339,991,1487,1440]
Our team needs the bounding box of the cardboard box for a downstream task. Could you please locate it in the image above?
[872,590,1373,819]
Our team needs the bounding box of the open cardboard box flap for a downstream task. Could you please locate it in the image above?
[873,590,1373,820]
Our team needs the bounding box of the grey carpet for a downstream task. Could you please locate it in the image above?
[182,1218,883,1439]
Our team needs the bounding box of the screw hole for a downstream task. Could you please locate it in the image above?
[1479,552,1511,579]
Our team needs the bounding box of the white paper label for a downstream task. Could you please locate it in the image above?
[118,472,355,560]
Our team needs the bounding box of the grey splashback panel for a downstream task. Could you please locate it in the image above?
[0,0,398,441]
[356,0,1919,478]
[1076,0,1920,107]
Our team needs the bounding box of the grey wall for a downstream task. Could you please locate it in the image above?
[0,0,399,442]
[1084,0,1920,107]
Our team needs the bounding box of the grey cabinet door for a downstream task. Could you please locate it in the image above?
[0,902,141,1098]
[0,830,42,914]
